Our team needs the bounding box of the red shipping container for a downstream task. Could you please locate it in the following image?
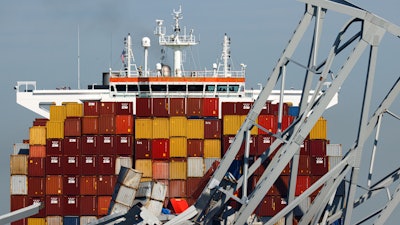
[45,195,63,216]
[28,177,45,196]
[33,118,49,126]
[309,139,328,157]
[11,219,26,225]
[84,101,100,116]
[64,117,82,137]
[203,98,219,117]
[223,135,257,157]
[258,115,277,134]
[63,137,81,155]
[298,155,311,175]
[169,180,187,198]
[11,195,29,211]
[300,139,310,156]
[152,160,169,180]
[45,156,62,175]
[116,102,133,115]
[62,156,80,175]
[28,196,45,218]
[250,175,290,196]
[135,98,152,117]
[222,102,235,115]
[256,135,275,156]
[82,116,99,134]
[46,139,63,155]
[97,175,117,195]
[99,115,115,134]
[269,103,289,116]
[255,195,287,217]
[169,98,185,116]
[152,139,169,160]
[98,196,112,216]
[100,102,116,115]
[46,175,63,195]
[82,135,98,155]
[63,175,80,195]
[153,98,169,117]
[310,156,328,175]
[98,155,115,175]
[63,196,80,215]
[80,155,97,175]
[115,115,134,135]
[115,135,133,155]
[29,145,46,158]
[186,177,202,197]
[98,135,115,155]
[204,119,221,139]
[80,176,97,195]
[236,102,253,115]
[296,176,311,196]
[187,139,204,157]
[28,157,45,177]
[259,101,272,115]
[80,196,97,215]
[135,139,152,159]
[281,115,295,131]
[187,98,202,117]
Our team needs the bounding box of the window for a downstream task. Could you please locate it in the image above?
[217,85,228,92]
[169,85,186,92]
[151,85,167,92]
[206,85,215,92]
[128,85,138,92]
[188,85,203,92]
[228,85,239,92]
[116,85,126,92]
[139,85,150,92]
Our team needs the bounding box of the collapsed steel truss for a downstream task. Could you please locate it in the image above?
[168,0,400,224]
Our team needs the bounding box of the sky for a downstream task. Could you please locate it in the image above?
[0,0,399,223]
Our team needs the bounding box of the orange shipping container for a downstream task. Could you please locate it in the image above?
[115,115,134,134]
[82,116,99,134]
[29,145,46,158]
[152,160,169,180]
[80,176,97,195]
[29,126,46,145]
[99,114,116,134]
[98,196,112,216]
[46,175,63,195]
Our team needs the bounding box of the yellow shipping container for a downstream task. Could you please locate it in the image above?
[29,126,47,145]
[49,105,66,122]
[10,155,28,175]
[135,159,152,178]
[223,115,241,135]
[169,159,187,180]
[170,137,187,158]
[169,116,187,137]
[46,121,64,139]
[204,139,221,158]
[135,118,153,139]
[63,102,83,117]
[309,117,327,140]
[152,118,170,139]
[27,218,46,225]
[187,119,204,139]
[240,115,258,135]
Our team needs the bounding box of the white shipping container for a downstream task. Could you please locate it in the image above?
[204,158,221,172]
[115,156,133,175]
[10,175,27,195]
[329,156,343,170]
[80,216,98,225]
[46,216,63,225]
[145,199,164,217]
[117,167,142,189]
[13,143,29,155]
[109,201,130,215]
[151,181,167,202]
[133,197,149,206]
[136,181,152,199]
[327,144,342,156]
[187,157,205,177]
[115,184,137,207]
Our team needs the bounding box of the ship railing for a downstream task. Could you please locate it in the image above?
[158,35,197,45]
[109,70,245,78]
[15,81,36,92]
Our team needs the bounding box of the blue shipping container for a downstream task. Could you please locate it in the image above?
[64,216,80,225]
[288,106,299,116]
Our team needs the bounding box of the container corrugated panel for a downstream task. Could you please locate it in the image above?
[153,98,169,117]
[117,166,142,189]
[329,156,343,170]
[27,218,46,225]
[135,181,152,199]
[169,137,187,158]
[152,160,169,180]
[98,155,115,175]
[64,117,82,137]
[63,137,81,155]
[116,135,133,155]
[63,196,80,216]
[145,199,164,216]
[187,98,203,117]
[187,119,204,139]
[81,116,99,135]
[187,157,204,177]
[310,156,328,175]
[64,216,80,225]
[288,106,300,116]
[98,135,115,155]
[28,157,45,177]
[46,175,63,195]
[10,175,27,195]
[10,195,28,211]
[152,118,170,138]
[45,197,63,216]
[84,101,100,116]
[10,155,28,175]
[204,139,221,158]
[114,184,137,207]
[309,117,327,140]
[29,126,46,145]
[327,144,342,156]
[97,196,112,216]
[151,181,167,201]
[46,216,63,225]
[28,196,45,217]
[62,156,80,175]
[80,176,97,195]
[169,180,186,197]
[80,195,98,215]
[28,177,45,196]
[135,139,152,159]
[115,115,134,135]
[46,121,64,139]
[99,114,116,134]
[169,98,185,116]
[49,105,66,122]
[236,102,253,115]
[135,118,153,139]
[46,139,63,156]
[13,143,29,155]
[169,159,187,180]
[80,155,97,175]
[152,139,170,160]
[109,201,130,215]
[134,159,152,178]
[115,156,133,175]
[296,175,311,196]
[298,155,310,175]
[204,119,221,139]
[186,177,202,197]
[63,102,83,117]
[258,115,277,134]
[80,217,98,225]
[100,102,116,115]
[97,175,116,195]
[135,98,152,117]
[309,139,328,157]
[45,156,62,175]
[63,175,80,195]
[29,145,46,158]
[116,102,133,115]
[204,158,221,171]
[169,117,187,137]
[202,98,219,117]
[240,115,258,135]
[222,115,241,135]
[187,139,203,157]
[81,135,98,155]
[33,118,49,126]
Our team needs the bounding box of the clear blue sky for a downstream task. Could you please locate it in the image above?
[1,0,399,223]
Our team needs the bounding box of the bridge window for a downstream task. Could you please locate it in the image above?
[152,85,167,92]
[217,85,227,92]
[206,85,215,92]
[188,85,203,92]
[228,85,239,92]
[169,85,186,92]
[139,85,150,92]
[128,85,138,92]
[116,85,126,92]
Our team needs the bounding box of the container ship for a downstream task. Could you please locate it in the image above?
[10,6,341,225]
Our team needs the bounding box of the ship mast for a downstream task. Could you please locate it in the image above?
[154,6,198,77]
